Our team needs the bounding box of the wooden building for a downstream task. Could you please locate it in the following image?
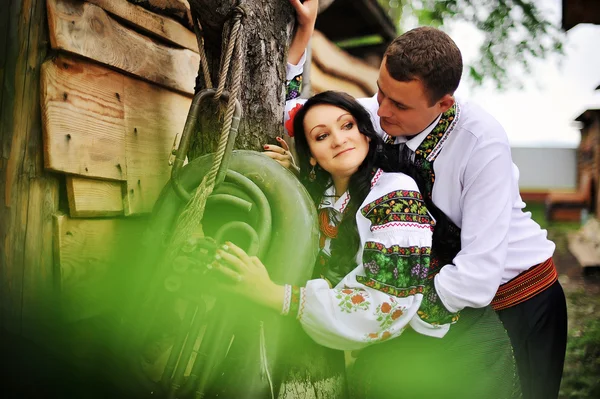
[545,108,598,222]
[557,0,600,266]
[562,0,600,30]
[1,0,392,377]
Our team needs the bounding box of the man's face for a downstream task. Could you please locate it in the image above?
[376,59,454,137]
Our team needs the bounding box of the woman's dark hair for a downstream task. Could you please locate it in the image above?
[293,91,387,280]
[293,91,456,278]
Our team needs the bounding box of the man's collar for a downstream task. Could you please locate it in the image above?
[393,113,443,151]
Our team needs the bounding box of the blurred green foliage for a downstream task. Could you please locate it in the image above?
[376,0,564,89]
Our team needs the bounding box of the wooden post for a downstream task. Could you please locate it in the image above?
[0,0,60,339]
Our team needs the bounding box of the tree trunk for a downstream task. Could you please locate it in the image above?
[183,3,346,398]
[187,0,296,160]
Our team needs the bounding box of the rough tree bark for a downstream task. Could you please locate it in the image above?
[186,0,296,159]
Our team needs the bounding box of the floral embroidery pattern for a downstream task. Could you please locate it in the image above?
[335,288,370,313]
[286,74,302,101]
[365,330,394,342]
[414,104,458,162]
[361,190,432,229]
[375,299,407,330]
[411,104,463,272]
[417,285,460,326]
[413,104,458,196]
[357,276,424,298]
[357,242,430,299]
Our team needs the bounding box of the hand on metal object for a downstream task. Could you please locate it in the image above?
[263,136,297,171]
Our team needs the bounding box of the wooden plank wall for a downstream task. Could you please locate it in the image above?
[47,0,198,95]
[0,0,60,336]
[37,0,380,321]
[54,214,146,321]
[39,0,198,320]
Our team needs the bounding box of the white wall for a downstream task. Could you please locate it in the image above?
[511,147,577,190]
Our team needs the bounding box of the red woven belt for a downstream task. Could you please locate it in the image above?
[491,257,557,311]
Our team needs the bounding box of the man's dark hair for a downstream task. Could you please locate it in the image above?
[384,26,463,105]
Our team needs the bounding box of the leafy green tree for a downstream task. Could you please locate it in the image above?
[378,0,564,89]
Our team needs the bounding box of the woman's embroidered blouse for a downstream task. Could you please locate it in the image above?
[296,170,459,351]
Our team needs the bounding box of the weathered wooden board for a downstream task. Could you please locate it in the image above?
[123,77,188,215]
[54,213,146,320]
[311,30,379,96]
[129,0,193,29]
[47,0,198,95]
[41,55,128,180]
[67,176,124,217]
[86,0,198,52]
[42,54,190,215]
[311,61,368,98]
[1,0,60,337]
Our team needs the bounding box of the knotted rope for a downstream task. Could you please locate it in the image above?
[167,4,246,257]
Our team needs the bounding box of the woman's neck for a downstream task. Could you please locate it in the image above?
[332,176,350,199]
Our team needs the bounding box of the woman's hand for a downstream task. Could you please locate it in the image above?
[213,242,285,313]
[289,0,318,29]
[287,0,318,65]
[263,137,299,174]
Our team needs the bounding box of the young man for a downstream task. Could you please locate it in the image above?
[270,2,567,398]
[362,28,567,399]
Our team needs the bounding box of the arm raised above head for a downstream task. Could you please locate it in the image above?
[287,0,318,65]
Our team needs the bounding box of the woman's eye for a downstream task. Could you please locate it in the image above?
[316,133,329,141]
[342,122,354,130]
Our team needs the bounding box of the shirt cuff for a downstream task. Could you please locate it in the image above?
[286,50,306,81]
[434,274,462,313]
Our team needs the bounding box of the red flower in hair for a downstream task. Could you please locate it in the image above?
[285,103,303,138]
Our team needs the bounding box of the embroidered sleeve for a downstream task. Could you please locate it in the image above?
[360,189,433,231]
[286,73,302,101]
[284,59,306,137]
[296,177,458,351]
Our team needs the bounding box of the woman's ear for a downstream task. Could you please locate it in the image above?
[309,157,317,167]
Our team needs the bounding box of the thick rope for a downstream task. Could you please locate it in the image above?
[167,6,245,255]
[192,15,213,90]
[205,12,244,186]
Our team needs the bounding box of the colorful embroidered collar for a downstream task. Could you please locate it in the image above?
[414,103,460,162]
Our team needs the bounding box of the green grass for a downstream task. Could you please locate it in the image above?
[522,203,600,397]
[560,289,600,398]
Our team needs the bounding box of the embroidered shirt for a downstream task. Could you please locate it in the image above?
[298,170,458,351]
[285,57,555,314]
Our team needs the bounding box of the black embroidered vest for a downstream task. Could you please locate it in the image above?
[385,104,462,275]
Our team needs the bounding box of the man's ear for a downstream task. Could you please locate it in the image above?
[437,94,455,113]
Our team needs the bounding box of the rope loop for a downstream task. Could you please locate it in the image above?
[168,1,247,249]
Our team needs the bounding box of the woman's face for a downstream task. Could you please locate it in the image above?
[303,104,370,180]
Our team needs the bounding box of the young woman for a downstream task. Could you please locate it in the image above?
[211,91,521,398]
